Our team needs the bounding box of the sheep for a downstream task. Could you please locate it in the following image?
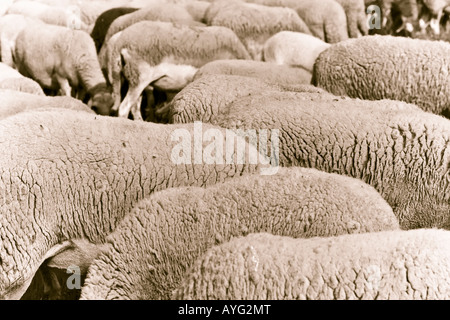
[0,62,44,96]
[0,0,14,16]
[334,0,369,37]
[90,7,139,53]
[167,74,333,124]
[379,0,420,33]
[313,35,450,117]
[0,78,45,96]
[105,20,251,120]
[0,90,94,120]
[127,0,170,7]
[80,167,399,300]
[182,0,211,22]
[204,0,311,60]
[102,3,199,49]
[6,1,90,32]
[150,59,312,123]
[263,31,331,72]
[194,59,312,86]
[173,229,450,300]
[242,0,349,43]
[420,0,450,34]
[32,0,116,27]
[293,0,349,43]
[0,14,41,69]
[209,91,450,230]
[14,20,114,116]
[0,108,262,300]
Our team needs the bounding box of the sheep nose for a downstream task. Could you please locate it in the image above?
[109,108,118,117]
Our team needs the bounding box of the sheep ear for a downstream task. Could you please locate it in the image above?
[22,240,105,300]
[120,48,133,65]
[42,241,73,261]
[45,239,105,274]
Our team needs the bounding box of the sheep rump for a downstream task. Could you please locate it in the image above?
[167,74,334,124]
[241,0,349,43]
[102,3,198,48]
[80,167,399,300]
[0,109,261,300]
[207,90,450,230]
[173,229,450,300]
[0,90,93,120]
[204,0,312,60]
[193,59,312,87]
[313,35,450,117]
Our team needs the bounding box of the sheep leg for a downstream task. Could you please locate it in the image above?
[117,81,153,119]
[430,10,443,35]
[382,8,391,29]
[56,77,72,97]
[143,86,157,122]
[131,93,143,121]
[110,74,123,115]
[118,67,167,120]
[395,18,407,33]
[1,37,14,68]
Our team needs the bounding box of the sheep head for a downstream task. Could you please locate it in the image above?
[87,83,114,116]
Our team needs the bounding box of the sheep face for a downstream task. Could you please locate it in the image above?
[88,88,114,116]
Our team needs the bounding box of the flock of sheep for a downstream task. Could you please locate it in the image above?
[0,0,449,301]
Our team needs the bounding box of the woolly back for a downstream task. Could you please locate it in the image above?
[313,35,450,115]
[0,78,45,96]
[104,3,196,44]
[205,0,310,38]
[115,21,251,68]
[91,7,140,52]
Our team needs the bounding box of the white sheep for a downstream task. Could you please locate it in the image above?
[32,0,134,26]
[102,2,198,49]
[167,74,333,124]
[173,229,450,300]
[313,35,450,117]
[193,59,312,86]
[0,78,45,96]
[169,75,449,229]
[210,90,450,230]
[263,31,331,72]
[153,65,313,123]
[334,0,369,37]
[182,0,211,22]
[105,20,251,120]
[0,0,14,17]
[0,62,44,95]
[0,108,262,300]
[204,0,311,60]
[242,0,349,43]
[0,14,41,68]
[14,20,114,115]
[6,1,90,32]
[0,89,93,119]
[80,167,399,300]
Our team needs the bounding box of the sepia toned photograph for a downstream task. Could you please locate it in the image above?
[0,0,449,305]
